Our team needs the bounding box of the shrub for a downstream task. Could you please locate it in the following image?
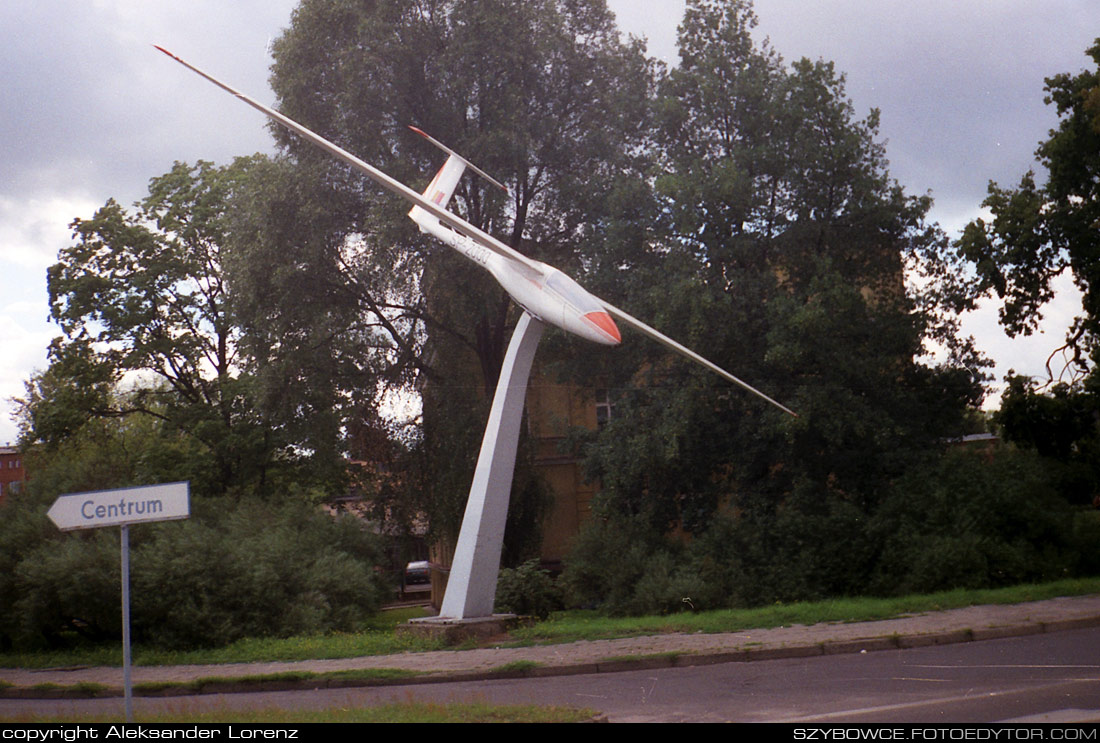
[557,445,1100,619]
[0,494,387,650]
[869,447,1081,594]
[132,499,386,648]
[494,560,561,619]
[560,511,697,615]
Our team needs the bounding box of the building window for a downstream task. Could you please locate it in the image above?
[595,388,614,427]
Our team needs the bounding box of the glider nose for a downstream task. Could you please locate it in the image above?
[584,311,622,345]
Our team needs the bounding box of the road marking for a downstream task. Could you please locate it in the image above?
[913,664,1100,669]
[777,678,1100,723]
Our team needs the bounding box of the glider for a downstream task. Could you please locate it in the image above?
[156,45,799,619]
[153,45,797,418]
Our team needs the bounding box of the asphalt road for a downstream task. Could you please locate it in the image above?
[6,626,1099,723]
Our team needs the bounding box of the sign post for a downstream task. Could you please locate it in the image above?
[48,482,190,722]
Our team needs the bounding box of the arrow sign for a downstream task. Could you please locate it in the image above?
[47,482,190,531]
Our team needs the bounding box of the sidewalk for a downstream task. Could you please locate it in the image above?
[4,594,1100,698]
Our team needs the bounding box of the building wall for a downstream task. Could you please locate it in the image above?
[0,446,27,506]
[424,366,600,607]
[525,369,600,567]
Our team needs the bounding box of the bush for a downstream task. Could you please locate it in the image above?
[558,445,1100,618]
[11,531,123,646]
[1070,509,1100,576]
[0,494,388,650]
[560,511,699,615]
[494,560,561,619]
[869,447,1082,594]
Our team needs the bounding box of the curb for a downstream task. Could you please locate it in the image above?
[5,613,1100,700]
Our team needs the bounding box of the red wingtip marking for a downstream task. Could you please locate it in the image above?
[408,125,430,140]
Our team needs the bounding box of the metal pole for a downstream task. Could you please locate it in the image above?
[120,524,133,723]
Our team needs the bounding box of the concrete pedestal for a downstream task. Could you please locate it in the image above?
[399,614,529,645]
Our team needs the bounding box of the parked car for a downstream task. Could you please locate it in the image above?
[404,560,431,586]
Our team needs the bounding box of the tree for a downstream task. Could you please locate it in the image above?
[26,157,285,497]
[955,40,1100,505]
[266,0,652,386]
[259,0,656,551]
[994,374,1100,505]
[562,0,985,604]
[956,40,1100,377]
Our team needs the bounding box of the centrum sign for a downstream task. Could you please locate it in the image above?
[47,482,190,531]
[45,480,190,722]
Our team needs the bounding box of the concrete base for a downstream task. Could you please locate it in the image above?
[398,614,528,646]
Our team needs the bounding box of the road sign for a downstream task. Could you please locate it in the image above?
[47,482,190,531]
[45,480,190,722]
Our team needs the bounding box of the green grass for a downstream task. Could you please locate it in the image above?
[0,701,597,724]
[3,578,1099,670]
[132,668,419,695]
[0,605,442,670]
[488,659,541,675]
[503,577,1100,645]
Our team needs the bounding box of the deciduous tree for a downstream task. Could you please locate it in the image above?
[955,40,1100,505]
[261,0,656,550]
[956,40,1100,376]
[565,0,985,603]
[27,157,283,497]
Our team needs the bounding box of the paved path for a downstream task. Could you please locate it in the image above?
[4,594,1100,697]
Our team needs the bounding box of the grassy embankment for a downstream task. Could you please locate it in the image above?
[2,577,1098,669]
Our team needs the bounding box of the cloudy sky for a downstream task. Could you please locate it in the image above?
[1,0,1096,444]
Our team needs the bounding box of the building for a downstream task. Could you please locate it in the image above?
[525,369,605,568]
[422,364,605,607]
[0,445,27,506]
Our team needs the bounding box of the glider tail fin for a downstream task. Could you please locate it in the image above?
[418,152,468,211]
[407,126,508,229]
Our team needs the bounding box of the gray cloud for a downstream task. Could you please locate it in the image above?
[2,0,1096,439]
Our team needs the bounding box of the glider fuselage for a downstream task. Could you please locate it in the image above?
[409,205,621,346]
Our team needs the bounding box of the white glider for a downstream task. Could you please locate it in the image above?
[154,45,797,417]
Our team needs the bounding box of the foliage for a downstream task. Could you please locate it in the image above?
[956,39,1100,368]
[869,447,1081,594]
[553,2,1100,614]
[264,0,656,549]
[24,158,298,498]
[563,0,985,599]
[560,510,700,616]
[21,0,1087,635]
[132,498,386,648]
[494,559,562,619]
[954,39,1100,506]
[1,412,388,651]
[0,482,387,650]
[994,375,1100,505]
[266,0,655,392]
[220,155,393,493]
